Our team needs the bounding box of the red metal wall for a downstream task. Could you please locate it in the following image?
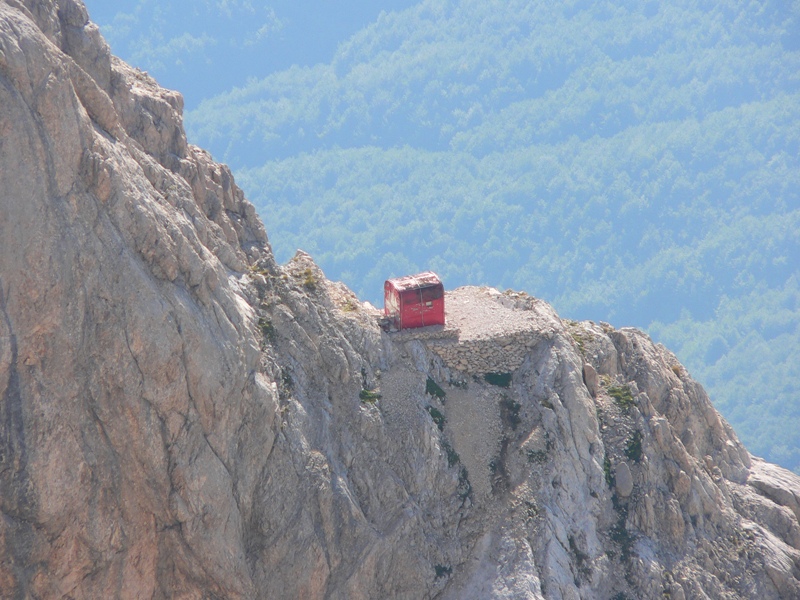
[384,273,445,330]
[398,286,444,329]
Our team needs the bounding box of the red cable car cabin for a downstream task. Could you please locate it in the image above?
[384,272,445,331]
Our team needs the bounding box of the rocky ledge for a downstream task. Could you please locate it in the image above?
[429,287,559,375]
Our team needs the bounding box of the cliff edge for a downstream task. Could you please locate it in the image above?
[1,2,799,598]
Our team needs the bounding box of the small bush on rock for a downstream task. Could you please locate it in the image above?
[434,564,452,578]
[299,268,317,290]
[500,395,521,429]
[258,317,276,343]
[608,384,634,409]
[426,406,446,431]
[442,439,460,467]
[426,377,446,399]
[359,389,381,403]
[625,430,643,462]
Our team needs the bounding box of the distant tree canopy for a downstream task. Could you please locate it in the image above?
[186,0,800,472]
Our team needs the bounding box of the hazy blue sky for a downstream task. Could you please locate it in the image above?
[83,0,419,109]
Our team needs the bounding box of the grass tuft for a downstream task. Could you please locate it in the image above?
[608,384,634,409]
[299,268,317,290]
[359,389,381,403]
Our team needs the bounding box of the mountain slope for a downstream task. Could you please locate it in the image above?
[1,1,800,598]
[186,0,800,473]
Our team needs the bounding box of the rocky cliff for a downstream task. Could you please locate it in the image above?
[1,1,799,598]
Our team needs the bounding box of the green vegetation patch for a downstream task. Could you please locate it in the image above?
[191,1,800,469]
[625,430,643,463]
[569,535,592,581]
[610,496,634,561]
[298,267,317,290]
[340,298,358,312]
[426,406,446,431]
[484,372,512,388]
[500,394,521,430]
[258,317,276,343]
[527,448,548,464]
[610,513,633,562]
[607,384,634,409]
[603,453,614,488]
[457,466,472,501]
[566,322,591,356]
[449,377,468,390]
[359,389,381,404]
[434,564,452,579]
[442,439,460,468]
[278,367,293,402]
[186,0,800,474]
[247,264,270,277]
[426,377,446,399]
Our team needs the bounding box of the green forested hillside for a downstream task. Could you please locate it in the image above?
[186,0,800,471]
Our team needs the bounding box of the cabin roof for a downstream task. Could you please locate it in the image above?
[386,271,442,293]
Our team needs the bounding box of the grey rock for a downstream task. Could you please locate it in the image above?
[615,461,634,497]
[583,362,599,397]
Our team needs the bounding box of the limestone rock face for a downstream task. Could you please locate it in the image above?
[1,1,271,597]
[2,2,800,599]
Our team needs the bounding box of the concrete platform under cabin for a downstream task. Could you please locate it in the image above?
[386,286,559,375]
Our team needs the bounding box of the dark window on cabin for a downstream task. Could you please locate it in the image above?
[420,285,443,302]
[400,290,420,305]
[401,285,442,305]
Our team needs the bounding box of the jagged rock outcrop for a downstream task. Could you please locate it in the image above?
[1,2,799,599]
